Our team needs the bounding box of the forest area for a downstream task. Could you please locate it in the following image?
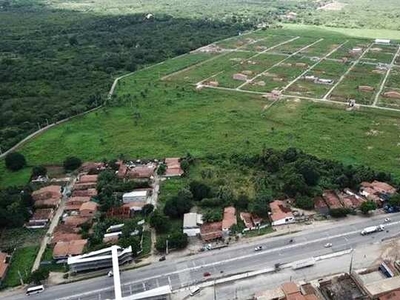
[0,0,253,152]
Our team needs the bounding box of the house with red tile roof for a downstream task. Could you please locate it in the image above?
[26,208,54,228]
[164,158,184,177]
[269,200,295,226]
[32,185,61,201]
[360,181,397,206]
[79,202,98,217]
[314,197,329,216]
[106,206,132,219]
[322,191,343,209]
[72,188,97,197]
[73,182,97,190]
[0,252,10,284]
[222,206,236,233]
[240,212,263,230]
[200,222,222,241]
[64,216,91,227]
[65,196,91,212]
[53,239,87,260]
[78,174,98,184]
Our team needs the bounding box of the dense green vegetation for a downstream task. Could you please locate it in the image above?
[0,2,252,152]
[4,246,39,287]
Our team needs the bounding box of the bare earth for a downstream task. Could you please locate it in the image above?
[317,1,346,11]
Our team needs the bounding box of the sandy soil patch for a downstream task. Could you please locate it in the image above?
[317,1,346,11]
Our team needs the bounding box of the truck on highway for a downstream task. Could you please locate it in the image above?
[360,225,384,235]
[292,257,316,270]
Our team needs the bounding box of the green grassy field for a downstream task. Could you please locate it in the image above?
[2,27,400,189]
[4,246,39,287]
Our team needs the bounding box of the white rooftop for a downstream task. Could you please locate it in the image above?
[123,191,148,197]
[122,285,171,300]
[183,213,203,228]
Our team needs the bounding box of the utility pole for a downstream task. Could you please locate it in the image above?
[349,251,354,273]
[213,279,216,300]
[166,237,169,255]
[17,270,24,285]
[37,123,41,130]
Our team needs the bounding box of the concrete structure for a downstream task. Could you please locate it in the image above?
[67,245,133,273]
[269,200,295,226]
[122,191,148,203]
[183,213,203,237]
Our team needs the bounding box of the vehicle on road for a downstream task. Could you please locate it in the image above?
[107,271,113,277]
[384,218,391,223]
[26,285,45,296]
[203,272,211,277]
[159,256,166,261]
[324,243,332,248]
[254,246,263,251]
[289,239,294,243]
[361,225,384,235]
[292,257,316,270]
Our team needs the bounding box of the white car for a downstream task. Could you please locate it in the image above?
[384,218,391,223]
[324,243,332,248]
[107,271,113,277]
[254,246,263,251]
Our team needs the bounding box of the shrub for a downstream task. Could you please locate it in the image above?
[5,152,26,171]
[63,156,82,171]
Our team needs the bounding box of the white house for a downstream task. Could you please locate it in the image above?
[183,213,203,237]
[269,200,295,226]
[122,190,148,203]
[375,39,391,45]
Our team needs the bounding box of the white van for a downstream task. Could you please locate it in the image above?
[26,285,45,296]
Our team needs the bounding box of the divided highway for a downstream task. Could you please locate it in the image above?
[4,213,400,300]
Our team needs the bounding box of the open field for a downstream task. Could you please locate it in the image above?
[4,246,39,287]
[2,27,400,189]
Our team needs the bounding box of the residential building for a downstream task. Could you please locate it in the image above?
[360,181,396,205]
[34,197,61,209]
[64,216,91,227]
[67,245,133,273]
[72,188,97,197]
[122,190,148,203]
[164,158,184,177]
[183,213,203,237]
[222,206,236,233]
[269,200,295,226]
[79,162,106,173]
[53,239,88,260]
[0,252,10,284]
[106,206,132,219]
[240,212,262,230]
[32,185,61,201]
[254,281,320,300]
[79,202,98,217]
[78,175,98,184]
[200,222,222,241]
[375,39,391,45]
[322,191,343,209]
[73,182,97,190]
[123,202,146,212]
[65,196,91,212]
[314,197,329,216]
[232,73,248,81]
[26,208,54,229]
[52,232,82,244]
[383,91,400,99]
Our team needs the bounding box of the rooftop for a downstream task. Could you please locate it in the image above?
[0,252,9,280]
[270,200,294,222]
[72,188,98,197]
[64,216,90,227]
[52,232,82,244]
[30,208,54,220]
[183,213,203,228]
[67,196,91,204]
[322,191,343,209]
[222,206,236,230]
[79,174,98,183]
[123,190,148,197]
[200,222,222,241]
[79,201,98,212]
[53,239,87,258]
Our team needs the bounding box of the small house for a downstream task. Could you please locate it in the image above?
[79,202,98,218]
[183,213,203,237]
[53,239,87,260]
[269,200,295,226]
[232,73,248,81]
[375,39,391,45]
[122,190,148,203]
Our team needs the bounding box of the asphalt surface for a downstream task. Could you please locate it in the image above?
[4,213,400,300]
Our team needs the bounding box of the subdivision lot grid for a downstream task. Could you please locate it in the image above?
[327,39,370,61]
[361,44,399,64]
[214,31,268,49]
[327,63,384,105]
[286,60,352,98]
[378,64,400,108]
[240,34,298,52]
[297,38,345,57]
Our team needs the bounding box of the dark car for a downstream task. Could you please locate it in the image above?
[203,272,211,277]
[159,256,166,261]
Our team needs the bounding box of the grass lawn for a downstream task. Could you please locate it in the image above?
[3,27,400,189]
[0,163,32,188]
[243,226,274,238]
[4,246,39,287]
[140,230,152,257]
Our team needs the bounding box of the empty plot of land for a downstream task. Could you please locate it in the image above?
[286,60,351,98]
[328,40,369,60]
[242,35,297,52]
[299,39,344,57]
[271,37,319,54]
[378,66,400,108]
[211,54,284,88]
[215,32,266,49]
[329,64,384,104]
[361,44,398,64]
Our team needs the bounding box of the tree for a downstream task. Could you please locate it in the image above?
[118,236,141,256]
[141,204,154,216]
[265,154,283,173]
[295,195,314,210]
[63,156,82,171]
[155,232,188,252]
[329,208,350,218]
[360,201,377,215]
[5,152,26,171]
[29,268,49,284]
[250,194,270,218]
[389,194,400,208]
[157,163,167,175]
[163,189,193,218]
[189,181,212,201]
[180,159,190,173]
[296,160,320,186]
[149,210,170,233]
[282,173,307,198]
[32,165,47,177]
[235,193,249,210]
[202,209,222,222]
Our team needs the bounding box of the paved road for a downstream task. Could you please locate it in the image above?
[4,213,400,300]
